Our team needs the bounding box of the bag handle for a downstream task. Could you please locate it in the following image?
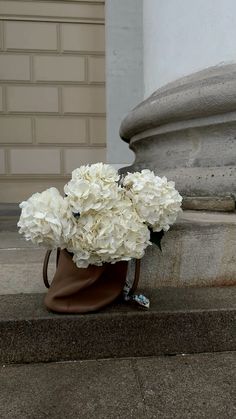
[43,249,141,291]
[130,259,141,294]
[43,248,60,288]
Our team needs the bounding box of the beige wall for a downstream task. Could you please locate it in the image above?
[0,0,106,202]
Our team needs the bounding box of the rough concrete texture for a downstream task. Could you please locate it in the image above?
[0,352,235,419]
[130,211,236,288]
[0,203,20,217]
[0,287,235,364]
[0,231,55,294]
[0,217,18,232]
[1,210,236,294]
[120,64,236,198]
[182,196,235,212]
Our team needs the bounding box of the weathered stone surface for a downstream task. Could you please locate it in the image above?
[182,196,235,212]
[0,359,145,419]
[120,64,236,198]
[0,203,20,217]
[0,232,55,294]
[0,216,18,232]
[0,287,235,364]
[135,352,236,419]
[0,353,235,419]
[0,204,20,232]
[0,231,31,249]
[128,210,236,287]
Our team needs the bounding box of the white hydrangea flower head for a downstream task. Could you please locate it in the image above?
[123,169,182,232]
[18,187,76,248]
[64,163,121,215]
[71,162,119,183]
[66,190,151,268]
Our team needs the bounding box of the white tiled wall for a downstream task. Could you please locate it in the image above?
[0,0,106,202]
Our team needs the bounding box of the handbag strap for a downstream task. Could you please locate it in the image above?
[130,259,141,294]
[43,248,60,288]
[123,259,149,308]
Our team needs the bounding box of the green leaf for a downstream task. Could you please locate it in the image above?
[149,229,164,251]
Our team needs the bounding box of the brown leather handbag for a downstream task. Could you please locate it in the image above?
[43,248,141,314]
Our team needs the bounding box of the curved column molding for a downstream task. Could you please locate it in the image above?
[120,64,236,198]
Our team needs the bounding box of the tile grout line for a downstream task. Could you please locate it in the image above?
[1,21,6,52]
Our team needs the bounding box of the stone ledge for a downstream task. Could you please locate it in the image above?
[0,203,20,217]
[120,63,236,142]
[177,209,236,227]
[0,216,18,232]
[0,287,235,364]
[119,64,236,198]
[182,196,235,212]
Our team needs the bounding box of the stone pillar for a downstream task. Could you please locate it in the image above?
[143,0,236,95]
[105,0,143,169]
[120,64,236,201]
[120,0,236,201]
[120,0,236,287]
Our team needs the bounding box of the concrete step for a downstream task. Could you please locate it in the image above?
[1,352,235,419]
[0,231,56,294]
[1,210,236,293]
[0,216,18,232]
[0,203,20,232]
[0,287,235,364]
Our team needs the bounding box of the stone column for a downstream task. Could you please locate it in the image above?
[143,0,236,96]
[105,0,143,170]
[120,0,236,202]
[120,0,236,287]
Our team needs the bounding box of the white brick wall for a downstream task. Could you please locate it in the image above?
[88,56,105,82]
[0,148,5,174]
[0,87,3,111]
[0,55,30,80]
[7,86,59,113]
[10,149,61,174]
[65,148,106,173]
[0,1,104,21]
[0,1,106,202]
[35,117,87,144]
[4,21,58,51]
[63,86,105,114]
[0,117,32,143]
[89,117,106,144]
[34,56,86,82]
[61,24,105,52]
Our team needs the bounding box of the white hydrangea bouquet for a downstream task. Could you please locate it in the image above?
[18,163,182,266]
[18,163,182,312]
